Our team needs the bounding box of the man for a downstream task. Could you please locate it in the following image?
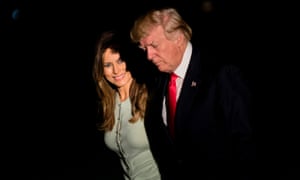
[130,7,256,180]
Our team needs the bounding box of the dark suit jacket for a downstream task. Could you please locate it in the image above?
[144,46,256,180]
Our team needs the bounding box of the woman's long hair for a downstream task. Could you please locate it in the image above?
[92,30,148,131]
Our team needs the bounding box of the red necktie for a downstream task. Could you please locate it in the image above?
[168,73,177,138]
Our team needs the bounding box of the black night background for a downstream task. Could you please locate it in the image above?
[1,0,298,179]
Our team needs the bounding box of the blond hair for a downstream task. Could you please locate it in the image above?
[130,8,192,43]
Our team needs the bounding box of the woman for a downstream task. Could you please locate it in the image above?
[93,30,161,180]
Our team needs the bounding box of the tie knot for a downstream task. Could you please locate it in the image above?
[170,73,177,82]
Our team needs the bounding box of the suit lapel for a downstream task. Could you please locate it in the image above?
[175,48,202,129]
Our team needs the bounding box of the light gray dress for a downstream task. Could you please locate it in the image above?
[104,95,161,180]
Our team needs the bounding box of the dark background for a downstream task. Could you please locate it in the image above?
[1,0,299,179]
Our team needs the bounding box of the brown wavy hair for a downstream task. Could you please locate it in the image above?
[92,30,148,131]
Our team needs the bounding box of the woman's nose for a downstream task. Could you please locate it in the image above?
[113,64,120,74]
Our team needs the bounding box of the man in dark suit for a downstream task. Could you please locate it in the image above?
[130,7,256,180]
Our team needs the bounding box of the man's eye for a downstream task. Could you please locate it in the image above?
[151,44,158,48]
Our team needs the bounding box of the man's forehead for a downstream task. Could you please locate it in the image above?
[141,31,162,44]
[140,36,154,45]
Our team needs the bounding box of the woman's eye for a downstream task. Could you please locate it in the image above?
[103,63,111,67]
[117,59,124,64]
[139,46,146,51]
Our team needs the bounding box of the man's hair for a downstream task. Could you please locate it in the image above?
[130,8,192,43]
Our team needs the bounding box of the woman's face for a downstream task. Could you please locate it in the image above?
[102,48,132,88]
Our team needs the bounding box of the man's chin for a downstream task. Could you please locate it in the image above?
[157,66,166,72]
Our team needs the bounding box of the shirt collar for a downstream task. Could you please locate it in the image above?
[174,41,192,79]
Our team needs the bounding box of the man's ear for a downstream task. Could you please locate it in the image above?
[175,32,185,47]
[175,32,184,43]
